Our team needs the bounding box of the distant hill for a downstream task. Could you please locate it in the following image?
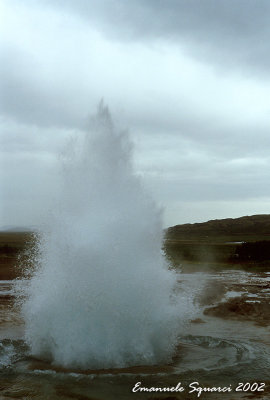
[166,214,270,242]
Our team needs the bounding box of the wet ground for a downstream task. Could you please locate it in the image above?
[0,270,270,399]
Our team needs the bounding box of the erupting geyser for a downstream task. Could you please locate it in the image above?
[20,102,184,369]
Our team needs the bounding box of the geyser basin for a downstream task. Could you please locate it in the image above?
[19,103,186,369]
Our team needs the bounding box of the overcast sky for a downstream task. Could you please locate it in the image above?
[1,0,270,228]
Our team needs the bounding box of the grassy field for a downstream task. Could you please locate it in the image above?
[0,231,33,280]
[1,216,270,280]
[164,236,270,271]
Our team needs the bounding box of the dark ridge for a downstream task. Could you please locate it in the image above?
[166,214,270,240]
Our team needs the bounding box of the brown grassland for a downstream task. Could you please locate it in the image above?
[0,231,33,280]
[165,214,270,271]
[1,215,270,280]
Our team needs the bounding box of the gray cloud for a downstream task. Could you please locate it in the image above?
[0,45,88,128]
[2,0,270,227]
[45,0,270,74]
